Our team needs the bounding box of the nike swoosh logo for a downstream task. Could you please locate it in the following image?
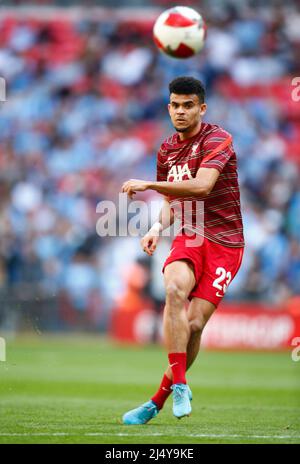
[162,387,170,392]
[168,154,177,161]
[169,362,178,368]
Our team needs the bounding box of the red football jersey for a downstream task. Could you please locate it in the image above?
[156,122,245,248]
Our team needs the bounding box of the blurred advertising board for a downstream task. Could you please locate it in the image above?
[110,300,300,350]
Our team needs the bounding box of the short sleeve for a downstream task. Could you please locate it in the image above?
[156,147,168,182]
[200,129,233,173]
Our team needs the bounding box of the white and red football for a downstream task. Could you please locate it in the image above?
[153,6,207,59]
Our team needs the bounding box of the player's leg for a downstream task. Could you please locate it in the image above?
[151,297,215,410]
[163,260,195,356]
[122,259,195,424]
[165,297,216,380]
[122,295,214,424]
[161,260,196,418]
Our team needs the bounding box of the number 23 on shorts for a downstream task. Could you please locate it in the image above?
[212,267,232,298]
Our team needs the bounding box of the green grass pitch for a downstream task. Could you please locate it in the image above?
[0,335,299,444]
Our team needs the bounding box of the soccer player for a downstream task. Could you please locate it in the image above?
[121,76,244,424]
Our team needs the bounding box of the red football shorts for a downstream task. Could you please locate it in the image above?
[162,232,244,307]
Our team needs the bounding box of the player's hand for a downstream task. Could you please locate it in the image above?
[140,233,159,256]
[121,179,150,199]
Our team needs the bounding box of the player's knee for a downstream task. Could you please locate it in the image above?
[189,316,205,335]
[165,281,186,305]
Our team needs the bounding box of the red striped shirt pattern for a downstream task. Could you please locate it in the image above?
[156,122,245,248]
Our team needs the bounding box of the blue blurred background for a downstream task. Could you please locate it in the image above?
[0,0,299,335]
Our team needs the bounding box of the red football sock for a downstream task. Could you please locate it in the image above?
[168,352,187,385]
[151,374,173,410]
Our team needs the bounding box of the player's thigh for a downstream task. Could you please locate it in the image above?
[164,260,196,300]
[187,297,216,332]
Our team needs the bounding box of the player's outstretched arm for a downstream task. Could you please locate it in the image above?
[148,167,220,197]
[121,167,220,199]
[141,196,174,256]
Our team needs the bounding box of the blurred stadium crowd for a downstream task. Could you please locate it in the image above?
[0,0,300,330]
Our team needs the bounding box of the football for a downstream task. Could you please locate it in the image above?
[153,6,207,59]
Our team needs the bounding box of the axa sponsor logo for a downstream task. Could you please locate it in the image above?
[167,163,193,182]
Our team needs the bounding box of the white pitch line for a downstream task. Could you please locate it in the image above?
[0,432,299,440]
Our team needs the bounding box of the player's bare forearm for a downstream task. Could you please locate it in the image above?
[141,197,173,256]
[121,169,219,199]
[158,196,174,230]
[148,179,210,197]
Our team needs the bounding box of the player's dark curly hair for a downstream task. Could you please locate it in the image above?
[169,76,206,103]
